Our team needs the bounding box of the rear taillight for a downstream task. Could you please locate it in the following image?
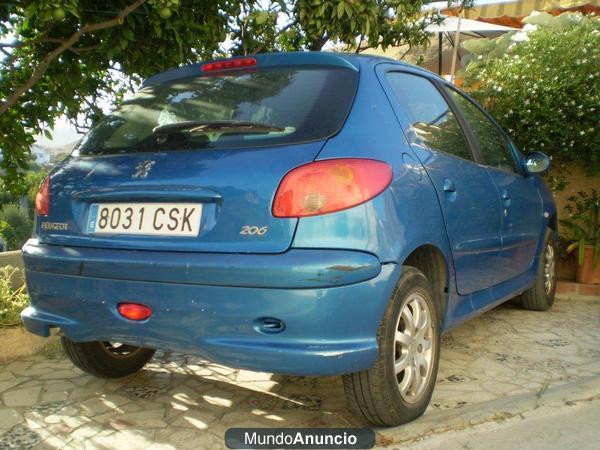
[201,57,257,72]
[35,177,50,216]
[272,158,392,218]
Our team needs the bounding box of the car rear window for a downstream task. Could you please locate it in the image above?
[78,67,358,155]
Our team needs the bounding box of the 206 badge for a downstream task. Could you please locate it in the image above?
[240,225,268,236]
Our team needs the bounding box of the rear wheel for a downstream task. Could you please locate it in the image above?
[343,267,440,426]
[520,229,556,311]
[61,337,155,378]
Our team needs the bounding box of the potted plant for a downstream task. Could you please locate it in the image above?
[560,189,600,284]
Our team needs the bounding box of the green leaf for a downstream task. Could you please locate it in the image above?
[24,5,37,18]
[344,2,352,17]
[255,11,269,25]
[123,27,134,40]
[337,2,345,19]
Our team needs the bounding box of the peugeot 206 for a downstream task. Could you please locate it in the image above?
[22,52,556,426]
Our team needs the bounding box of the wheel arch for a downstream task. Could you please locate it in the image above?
[402,244,449,328]
[548,213,558,233]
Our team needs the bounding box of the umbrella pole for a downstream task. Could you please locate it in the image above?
[450,15,462,83]
[438,32,443,76]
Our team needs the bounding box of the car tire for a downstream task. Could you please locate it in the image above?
[520,229,556,311]
[61,337,156,378]
[342,267,440,426]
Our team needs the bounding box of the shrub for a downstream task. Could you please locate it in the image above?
[0,266,28,328]
[0,169,48,215]
[462,13,600,177]
[0,204,33,250]
[560,189,600,266]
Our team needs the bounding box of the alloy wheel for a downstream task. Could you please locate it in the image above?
[394,292,435,403]
[544,243,556,296]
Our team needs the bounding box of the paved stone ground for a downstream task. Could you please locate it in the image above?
[411,399,600,450]
[0,295,598,449]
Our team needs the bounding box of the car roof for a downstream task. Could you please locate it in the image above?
[143,51,439,87]
[339,52,440,77]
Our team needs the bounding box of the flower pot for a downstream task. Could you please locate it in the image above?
[575,245,600,285]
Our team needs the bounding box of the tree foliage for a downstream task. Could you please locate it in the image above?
[0,266,29,328]
[560,189,600,266]
[0,204,32,250]
[0,1,468,193]
[1,0,227,193]
[462,13,600,176]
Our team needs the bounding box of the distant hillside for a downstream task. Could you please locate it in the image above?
[31,140,79,165]
[34,140,78,156]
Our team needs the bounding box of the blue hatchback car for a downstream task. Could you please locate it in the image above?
[22,52,557,426]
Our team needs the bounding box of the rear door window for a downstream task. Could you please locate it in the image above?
[385,72,474,161]
[445,87,518,173]
[78,67,358,155]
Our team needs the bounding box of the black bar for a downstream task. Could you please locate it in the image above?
[438,32,443,75]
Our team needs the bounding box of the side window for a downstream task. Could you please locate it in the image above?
[386,73,473,161]
[446,88,517,172]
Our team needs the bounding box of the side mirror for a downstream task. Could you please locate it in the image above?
[524,151,550,175]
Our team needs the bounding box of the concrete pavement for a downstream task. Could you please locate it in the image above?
[0,295,598,449]
[411,397,600,450]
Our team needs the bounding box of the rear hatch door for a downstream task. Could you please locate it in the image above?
[37,58,359,253]
[45,143,321,253]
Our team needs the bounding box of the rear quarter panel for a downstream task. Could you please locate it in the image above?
[292,58,456,276]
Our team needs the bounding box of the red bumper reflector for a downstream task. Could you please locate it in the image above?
[201,57,257,72]
[118,303,152,321]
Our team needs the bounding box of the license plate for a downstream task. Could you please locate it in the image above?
[87,203,202,237]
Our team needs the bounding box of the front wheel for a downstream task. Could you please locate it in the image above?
[520,229,556,311]
[343,267,440,426]
[61,337,156,378]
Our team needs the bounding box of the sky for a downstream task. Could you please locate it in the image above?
[35,117,83,148]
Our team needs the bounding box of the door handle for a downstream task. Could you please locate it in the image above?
[443,179,456,193]
[501,190,511,204]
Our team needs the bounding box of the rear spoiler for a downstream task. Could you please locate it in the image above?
[143,51,359,87]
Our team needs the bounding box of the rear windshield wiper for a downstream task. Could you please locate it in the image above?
[152,120,285,136]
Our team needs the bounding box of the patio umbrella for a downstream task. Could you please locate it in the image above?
[441,0,600,27]
[425,15,518,79]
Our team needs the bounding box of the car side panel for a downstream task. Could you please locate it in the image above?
[441,145,555,330]
[296,60,557,333]
[535,175,558,231]
[293,61,454,266]
[292,59,468,330]
[487,167,543,282]
[375,65,508,295]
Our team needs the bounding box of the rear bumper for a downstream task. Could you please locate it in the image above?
[22,240,399,375]
[22,239,382,289]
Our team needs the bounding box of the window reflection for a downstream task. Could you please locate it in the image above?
[79,68,358,155]
[446,88,517,172]
[386,73,473,161]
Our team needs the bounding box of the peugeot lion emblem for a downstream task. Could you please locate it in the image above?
[133,160,156,179]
